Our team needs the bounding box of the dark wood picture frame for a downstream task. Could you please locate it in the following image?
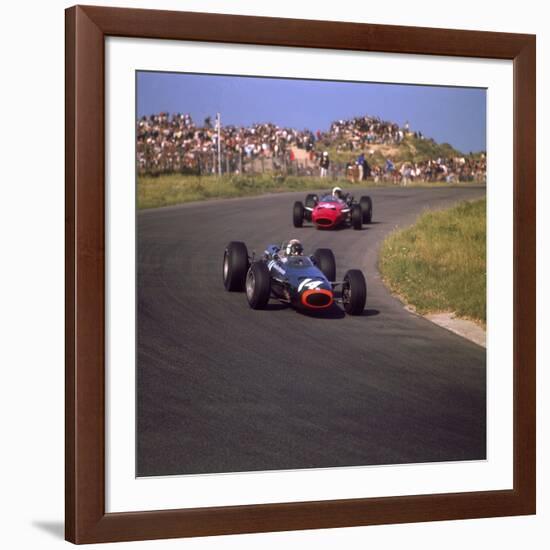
[65,4,536,544]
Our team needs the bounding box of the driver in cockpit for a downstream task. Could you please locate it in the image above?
[332,186,352,204]
[332,186,344,200]
[278,239,304,262]
[284,239,304,256]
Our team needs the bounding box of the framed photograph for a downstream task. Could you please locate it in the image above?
[65,5,536,544]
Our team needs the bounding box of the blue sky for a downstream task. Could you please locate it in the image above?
[137,72,486,153]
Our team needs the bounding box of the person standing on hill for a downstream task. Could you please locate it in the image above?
[357,152,371,181]
[362,156,371,180]
[356,152,365,181]
[320,151,330,178]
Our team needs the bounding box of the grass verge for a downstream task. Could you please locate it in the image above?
[379,198,486,324]
[137,173,484,209]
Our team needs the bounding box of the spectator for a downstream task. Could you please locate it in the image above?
[320,151,330,177]
[356,152,365,181]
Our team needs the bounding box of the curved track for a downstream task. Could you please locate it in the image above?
[137,186,487,476]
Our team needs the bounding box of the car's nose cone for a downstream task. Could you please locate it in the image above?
[315,217,336,227]
[300,288,333,308]
[312,205,341,228]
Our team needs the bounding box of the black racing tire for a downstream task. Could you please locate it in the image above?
[312,248,336,282]
[223,241,249,291]
[351,204,363,230]
[305,193,318,208]
[293,201,305,228]
[342,269,367,315]
[360,195,373,224]
[304,194,318,221]
[245,261,271,310]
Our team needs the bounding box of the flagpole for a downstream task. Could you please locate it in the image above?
[216,112,222,176]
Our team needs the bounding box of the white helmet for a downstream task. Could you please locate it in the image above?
[332,186,343,199]
[285,239,304,256]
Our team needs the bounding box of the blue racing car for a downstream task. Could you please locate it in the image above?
[222,239,366,315]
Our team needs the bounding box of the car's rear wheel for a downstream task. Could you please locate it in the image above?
[313,248,336,282]
[246,261,271,309]
[305,193,318,207]
[223,241,249,291]
[304,193,318,221]
[351,204,362,230]
[360,196,373,223]
[293,201,305,227]
[342,269,367,315]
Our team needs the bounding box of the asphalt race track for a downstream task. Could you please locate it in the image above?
[137,186,487,476]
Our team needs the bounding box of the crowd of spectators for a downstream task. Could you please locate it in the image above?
[363,155,487,184]
[136,112,486,184]
[328,115,409,151]
[136,112,317,175]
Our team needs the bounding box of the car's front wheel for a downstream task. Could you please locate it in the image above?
[293,201,305,227]
[342,269,367,315]
[351,204,362,230]
[360,196,373,224]
[223,241,249,291]
[246,261,271,309]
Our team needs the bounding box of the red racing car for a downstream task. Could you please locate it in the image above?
[293,187,373,230]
